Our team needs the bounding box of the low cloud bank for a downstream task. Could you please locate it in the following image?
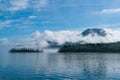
[20,28,120,48]
[9,28,120,48]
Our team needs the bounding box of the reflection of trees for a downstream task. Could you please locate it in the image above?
[45,53,107,80]
[56,53,107,80]
[82,54,106,80]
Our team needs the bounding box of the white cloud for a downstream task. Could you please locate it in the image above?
[96,8,120,14]
[31,31,41,39]
[37,0,48,8]
[8,0,29,11]
[44,30,81,44]
[0,20,14,29]
[0,19,21,29]
[33,0,49,11]
[29,16,37,19]
[3,0,49,12]
[0,38,9,45]
[15,30,80,48]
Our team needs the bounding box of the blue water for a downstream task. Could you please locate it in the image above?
[0,49,120,80]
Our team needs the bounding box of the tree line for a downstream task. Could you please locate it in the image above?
[59,42,120,53]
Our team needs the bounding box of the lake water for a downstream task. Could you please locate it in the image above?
[0,48,120,80]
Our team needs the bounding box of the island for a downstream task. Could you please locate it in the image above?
[59,42,120,53]
[9,48,43,53]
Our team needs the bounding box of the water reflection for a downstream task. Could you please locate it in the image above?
[0,51,120,80]
[45,53,120,80]
[81,54,106,80]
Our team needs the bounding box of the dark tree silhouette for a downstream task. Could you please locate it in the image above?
[9,48,43,53]
[59,42,120,53]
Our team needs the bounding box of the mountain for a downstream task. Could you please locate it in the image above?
[82,28,107,37]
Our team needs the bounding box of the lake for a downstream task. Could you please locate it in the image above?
[0,48,120,80]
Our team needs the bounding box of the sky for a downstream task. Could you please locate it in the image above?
[1,0,120,45]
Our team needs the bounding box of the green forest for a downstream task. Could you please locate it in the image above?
[59,42,120,53]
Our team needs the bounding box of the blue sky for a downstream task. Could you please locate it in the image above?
[1,0,120,39]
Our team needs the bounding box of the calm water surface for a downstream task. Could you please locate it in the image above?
[0,48,120,80]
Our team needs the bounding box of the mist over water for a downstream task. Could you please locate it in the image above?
[0,48,120,80]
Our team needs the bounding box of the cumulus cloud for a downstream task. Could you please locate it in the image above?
[44,30,81,44]
[96,8,120,14]
[18,30,80,48]
[31,31,41,39]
